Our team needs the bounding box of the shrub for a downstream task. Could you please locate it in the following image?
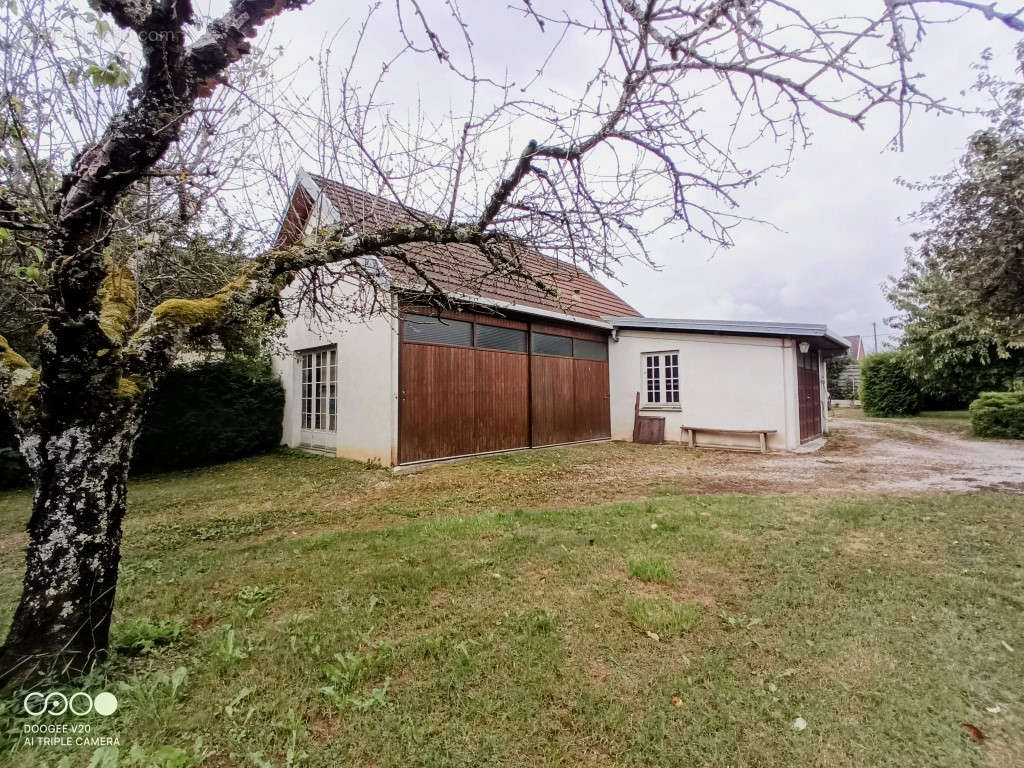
[132,358,284,473]
[860,352,920,417]
[0,358,284,486]
[826,357,857,400]
[969,391,1024,439]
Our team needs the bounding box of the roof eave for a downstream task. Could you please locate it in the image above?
[395,284,613,330]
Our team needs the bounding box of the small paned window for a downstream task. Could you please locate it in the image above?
[644,351,680,406]
[532,332,573,357]
[573,338,608,361]
[476,324,527,352]
[403,315,472,347]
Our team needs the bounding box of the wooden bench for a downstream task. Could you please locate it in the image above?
[681,426,777,454]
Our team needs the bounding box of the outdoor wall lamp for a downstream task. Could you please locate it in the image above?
[798,341,811,354]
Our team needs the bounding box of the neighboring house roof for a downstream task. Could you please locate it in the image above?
[604,316,851,352]
[276,171,642,322]
[843,335,866,360]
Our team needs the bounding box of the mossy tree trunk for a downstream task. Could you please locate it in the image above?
[0,416,140,682]
[0,0,309,687]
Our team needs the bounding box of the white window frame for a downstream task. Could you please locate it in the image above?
[298,346,338,450]
[642,351,680,409]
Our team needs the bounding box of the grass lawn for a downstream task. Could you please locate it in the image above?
[835,408,973,437]
[0,448,1021,767]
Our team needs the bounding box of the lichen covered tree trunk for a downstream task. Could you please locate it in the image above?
[0,417,140,683]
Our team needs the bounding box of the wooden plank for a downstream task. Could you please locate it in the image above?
[530,355,575,446]
[399,343,477,463]
[680,426,777,434]
[474,349,530,453]
[401,305,529,330]
[529,319,608,342]
[572,358,610,441]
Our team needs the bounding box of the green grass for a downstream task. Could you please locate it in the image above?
[627,556,674,583]
[626,596,700,636]
[837,407,973,437]
[0,448,1021,767]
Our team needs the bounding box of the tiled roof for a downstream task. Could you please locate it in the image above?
[843,335,865,359]
[302,174,641,321]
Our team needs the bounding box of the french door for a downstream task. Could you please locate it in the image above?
[299,347,338,451]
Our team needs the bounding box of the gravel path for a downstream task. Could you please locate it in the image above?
[576,415,1024,496]
[698,416,1024,494]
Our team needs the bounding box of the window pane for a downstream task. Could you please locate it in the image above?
[403,315,472,347]
[645,354,661,403]
[664,352,680,404]
[573,338,607,361]
[476,324,527,352]
[532,332,573,357]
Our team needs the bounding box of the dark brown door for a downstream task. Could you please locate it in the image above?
[797,350,822,442]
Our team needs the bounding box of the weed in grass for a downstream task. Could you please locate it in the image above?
[236,584,280,617]
[115,666,189,723]
[215,627,249,668]
[719,612,763,631]
[321,645,394,710]
[628,556,674,583]
[349,679,391,712]
[112,618,186,656]
[627,597,702,637]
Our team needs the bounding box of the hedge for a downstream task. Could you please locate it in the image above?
[859,352,920,417]
[0,359,284,488]
[969,391,1024,439]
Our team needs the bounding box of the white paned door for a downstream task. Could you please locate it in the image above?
[298,347,338,451]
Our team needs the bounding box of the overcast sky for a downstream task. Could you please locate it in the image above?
[262,2,1021,347]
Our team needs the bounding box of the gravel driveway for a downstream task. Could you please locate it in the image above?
[619,413,1024,495]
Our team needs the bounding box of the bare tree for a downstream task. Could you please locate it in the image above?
[0,0,1021,684]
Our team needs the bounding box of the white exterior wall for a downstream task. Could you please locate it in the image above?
[272,294,398,466]
[609,330,803,451]
[271,192,399,466]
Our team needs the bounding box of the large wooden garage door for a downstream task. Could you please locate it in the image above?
[399,310,609,463]
[797,350,822,442]
[399,313,529,463]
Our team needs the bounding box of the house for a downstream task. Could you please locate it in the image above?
[844,335,866,361]
[271,171,849,465]
[836,334,867,400]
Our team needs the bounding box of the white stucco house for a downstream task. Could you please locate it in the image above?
[271,171,849,466]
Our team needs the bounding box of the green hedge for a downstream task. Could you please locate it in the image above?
[860,352,920,417]
[0,359,284,488]
[969,391,1024,439]
[132,359,284,472]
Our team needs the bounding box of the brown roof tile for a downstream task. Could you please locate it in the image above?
[303,174,641,321]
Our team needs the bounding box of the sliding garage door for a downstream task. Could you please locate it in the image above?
[399,313,530,463]
[398,311,610,463]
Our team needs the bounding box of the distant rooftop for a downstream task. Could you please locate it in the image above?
[603,317,850,351]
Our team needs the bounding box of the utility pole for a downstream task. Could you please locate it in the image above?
[872,322,878,354]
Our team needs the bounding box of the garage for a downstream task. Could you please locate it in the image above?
[398,308,611,464]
